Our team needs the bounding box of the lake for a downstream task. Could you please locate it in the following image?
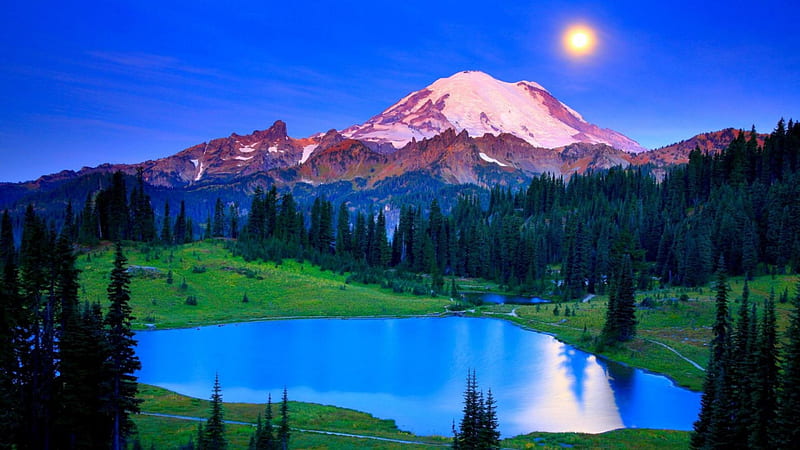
[135,317,700,437]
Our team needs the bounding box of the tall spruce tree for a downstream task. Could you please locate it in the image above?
[161,202,172,245]
[691,265,734,449]
[105,243,142,450]
[751,290,778,449]
[204,374,227,450]
[775,281,800,449]
[252,394,275,450]
[213,198,226,238]
[0,210,19,448]
[730,280,754,444]
[278,388,290,450]
[453,370,500,449]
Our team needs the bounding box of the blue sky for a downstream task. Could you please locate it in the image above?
[1,0,798,182]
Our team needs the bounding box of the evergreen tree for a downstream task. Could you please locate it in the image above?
[453,370,500,449]
[79,193,99,244]
[336,202,352,256]
[278,388,290,450]
[161,202,172,245]
[204,374,227,450]
[0,209,19,448]
[478,389,500,449]
[602,254,636,343]
[213,198,226,238]
[730,280,754,444]
[18,204,54,449]
[692,265,734,449]
[750,290,778,449]
[228,204,239,239]
[105,243,142,450]
[174,201,187,245]
[253,394,275,450]
[775,281,800,449]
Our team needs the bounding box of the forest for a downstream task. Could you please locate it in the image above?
[62,120,800,301]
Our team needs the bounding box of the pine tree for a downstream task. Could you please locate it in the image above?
[204,374,227,450]
[775,281,800,449]
[478,389,500,449]
[161,202,173,245]
[228,204,239,239]
[105,243,142,450]
[253,394,275,450]
[213,198,226,238]
[730,280,754,444]
[691,265,734,449]
[174,201,187,245]
[336,202,352,256]
[602,254,636,343]
[750,290,777,449]
[0,209,19,448]
[278,388,290,450]
[453,370,500,449]
[18,204,54,448]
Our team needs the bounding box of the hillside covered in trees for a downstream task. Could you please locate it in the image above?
[26,119,800,301]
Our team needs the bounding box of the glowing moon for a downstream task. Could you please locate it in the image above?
[564,26,596,56]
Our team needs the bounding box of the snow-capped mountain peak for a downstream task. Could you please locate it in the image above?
[343,70,645,153]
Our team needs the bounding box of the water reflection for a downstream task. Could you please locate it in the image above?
[136,317,699,437]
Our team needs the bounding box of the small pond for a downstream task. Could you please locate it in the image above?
[462,292,551,305]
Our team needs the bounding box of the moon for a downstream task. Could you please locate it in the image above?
[564,25,596,56]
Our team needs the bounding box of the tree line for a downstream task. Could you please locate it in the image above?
[0,207,140,449]
[692,267,800,449]
[225,120,800,300]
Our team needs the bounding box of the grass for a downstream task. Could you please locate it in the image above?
[502,429,691,449]
[77,240,450,329]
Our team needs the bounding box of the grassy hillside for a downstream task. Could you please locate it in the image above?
[77,240,449,329]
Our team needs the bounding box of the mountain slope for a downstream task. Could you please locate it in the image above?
[632,128,768,166]
[342,71,646,153]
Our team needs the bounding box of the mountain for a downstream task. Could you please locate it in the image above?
[0,70,766,222]
[342,71,646,153]
[632,128,768,166]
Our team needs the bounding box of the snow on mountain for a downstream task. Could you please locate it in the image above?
[342,70,646,153]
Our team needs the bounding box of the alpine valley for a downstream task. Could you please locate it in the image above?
[0,71,763,220]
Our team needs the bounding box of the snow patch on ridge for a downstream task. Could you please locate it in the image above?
[479,152,508,167]
[268,146,278,153]
[194,161,205,181]
[190,159,199,168]
[299,145,316,164]
[234,155,254,161]
[239,143,257,153]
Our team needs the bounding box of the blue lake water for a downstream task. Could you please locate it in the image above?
[135,317,700,437]
[463,292,551,305]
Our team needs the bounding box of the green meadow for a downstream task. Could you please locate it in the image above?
[77,240,449,330]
